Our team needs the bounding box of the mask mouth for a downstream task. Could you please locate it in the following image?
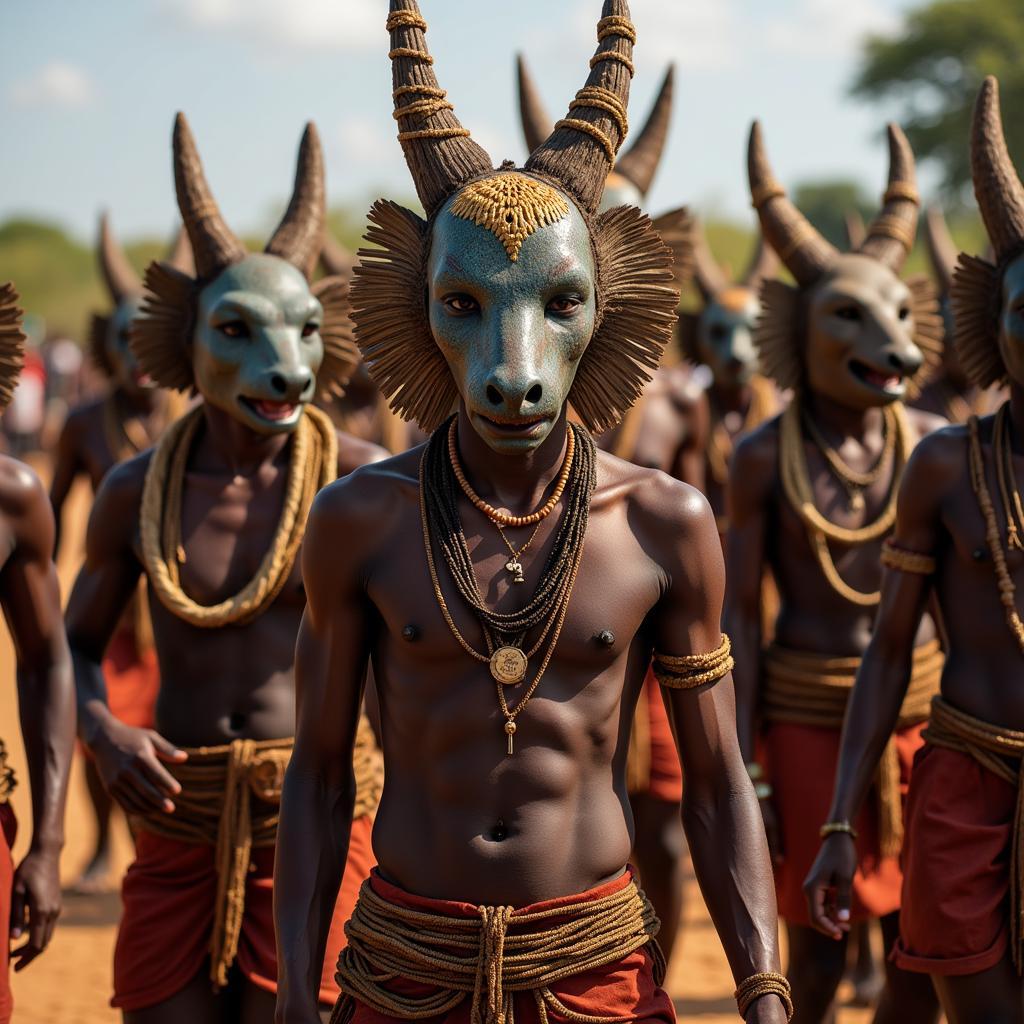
[848,357,906,399]
[473,410,550,439]
[239,396,302,424]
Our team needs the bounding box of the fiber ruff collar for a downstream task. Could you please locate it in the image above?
[350,0,680,434]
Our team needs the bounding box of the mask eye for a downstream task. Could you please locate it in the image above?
[547,296,582,316]
[834,306,861,322]
[301,322,320,338]
[218,320,249,339]
[443,294,479,315]
[898,306,910,321]
[709,324,727,342]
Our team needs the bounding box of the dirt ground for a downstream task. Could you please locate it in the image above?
[0,471,874,1022]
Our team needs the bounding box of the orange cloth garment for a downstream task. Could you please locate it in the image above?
[112,813,375,1011]
[627,669,683,804]
[892,744,1016,976]
[0,804,17,1024]
[102,625,159,729]
[333,867,675,1024]
[765,721,924,926]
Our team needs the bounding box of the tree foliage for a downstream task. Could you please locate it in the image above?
[792,179,875,248]
[853,0,1024,200]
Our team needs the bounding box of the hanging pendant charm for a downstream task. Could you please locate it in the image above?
[504,720,517,755]
[848,490,865,514]
[490,646,528,685]
[505,559,525,583]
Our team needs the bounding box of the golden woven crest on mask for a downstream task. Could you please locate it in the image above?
[449,173,569,261]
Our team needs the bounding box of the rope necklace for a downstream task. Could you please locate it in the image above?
[420,417,595,753]
[140,404,337,628]
[969,406,1024,655]
[706,375,775,486]
[779,399,911,606]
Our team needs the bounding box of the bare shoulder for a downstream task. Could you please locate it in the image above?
[63,396,105,430]
[334,429,390,477]
[906,405,948,441]
[0,456,53,558]
[86,450,151,559]
[731,413,781,487]
[902,421,968,498]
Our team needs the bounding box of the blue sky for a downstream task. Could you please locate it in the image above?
[2,0,929,243]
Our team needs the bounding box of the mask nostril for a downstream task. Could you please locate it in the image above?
[271,374,287,394]
[486,385,503,407]
[525,384,542,404]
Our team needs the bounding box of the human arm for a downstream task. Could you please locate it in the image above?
[0,462,75,968]
[804,433,955,937]
[670,383,710,490]
[65,457,185,816]
[47,412,84,556]
[647,477,786,1023]
[274,479,373,1024]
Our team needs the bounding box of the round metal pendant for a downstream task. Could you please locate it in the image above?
[490,646,528,685]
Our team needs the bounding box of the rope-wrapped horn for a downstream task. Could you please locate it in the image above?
[615,64,673,197]
[264,123,326,281]
[844,210,866,249]
[516,54,554,156]
[320,232,354,279]
[98,212,142,303]
[165,226,195,276]
[691,217,728,300]
[747,121,838,287]
[742,231,778,290]
[857,124,920,272]
[971,76,1024,266]
[173,113,247,281]
[386,0,493,218]
[923,206,957,298]
[525,0,636,216]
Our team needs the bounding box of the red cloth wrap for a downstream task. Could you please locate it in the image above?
[892,744,1016,975]
[764,720,924,926]
[102,626,159,730]
[0,805,17,1024]
[112,812,374,1010]
[340,867,675,1024]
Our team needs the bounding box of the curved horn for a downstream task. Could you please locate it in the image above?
[516,54,554,155]
[843,210,866,249]
[526,0,636,216]
[386,0,493,217]
[747,121,838,287]
[615,64,674,197]
[971,76,1024,265]
[265,123,326,280]
[173,113,247,280]
[97,212,142,304]
[690,218,728,300]
[857,124,920,272]
[320,231,354,278]
[165,226,195,276]
[923,205,957,296]
[742,231,779,290]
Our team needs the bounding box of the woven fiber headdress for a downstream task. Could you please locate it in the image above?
[747,120,941,396]
[0,284,26,410]
[350,0,680,434]
[952,76,1024,389]
[129,115,358,399]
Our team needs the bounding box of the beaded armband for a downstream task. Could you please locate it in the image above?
[735,972,794,1021]
[652,634,734,690]
[881,538,936,576]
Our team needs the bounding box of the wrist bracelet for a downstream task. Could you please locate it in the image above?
[819,820,858,840]
[735,971,794,1021]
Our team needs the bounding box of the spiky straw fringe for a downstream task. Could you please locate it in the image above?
[952,253,1005,389]
[89,313,115,378]
[0,284,26,410]
[311,274,360,398]
[570,205,679,433]
[350,200,457,432]
[753,279,802,392]
[130,261,196,393]
[650,206,695,293]
[906,274,944,398]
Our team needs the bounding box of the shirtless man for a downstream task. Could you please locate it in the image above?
[66,116,384,1023]
[726,121,944,1024]
[50,214,189,892]
[275,5,788,1024]
[805,75,1024,1024]
[0,283,75,1022]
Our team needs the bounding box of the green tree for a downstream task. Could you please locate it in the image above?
[791,180,875,248]
[852,0,1024,200]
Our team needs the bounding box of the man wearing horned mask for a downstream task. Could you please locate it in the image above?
[275,4,789,1024]
[65,118,385,1022]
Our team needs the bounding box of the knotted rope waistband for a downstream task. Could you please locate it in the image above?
[923,697,1024,974]
[330,874,664,1024]
[762,639,943,857]
[136,717,382,990]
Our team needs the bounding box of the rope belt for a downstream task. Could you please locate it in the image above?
[136,717,382,989]
[762,639,943,857]
[330,875,664,1024]
[0,740,15,805]
[923,697,1024,974]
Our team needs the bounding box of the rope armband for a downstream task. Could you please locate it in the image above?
[652,634,734,690]
[881,538,937,576]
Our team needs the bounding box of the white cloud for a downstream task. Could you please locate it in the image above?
[168,0,378,52]
[761,0,898,59]
[10,61,98,110]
